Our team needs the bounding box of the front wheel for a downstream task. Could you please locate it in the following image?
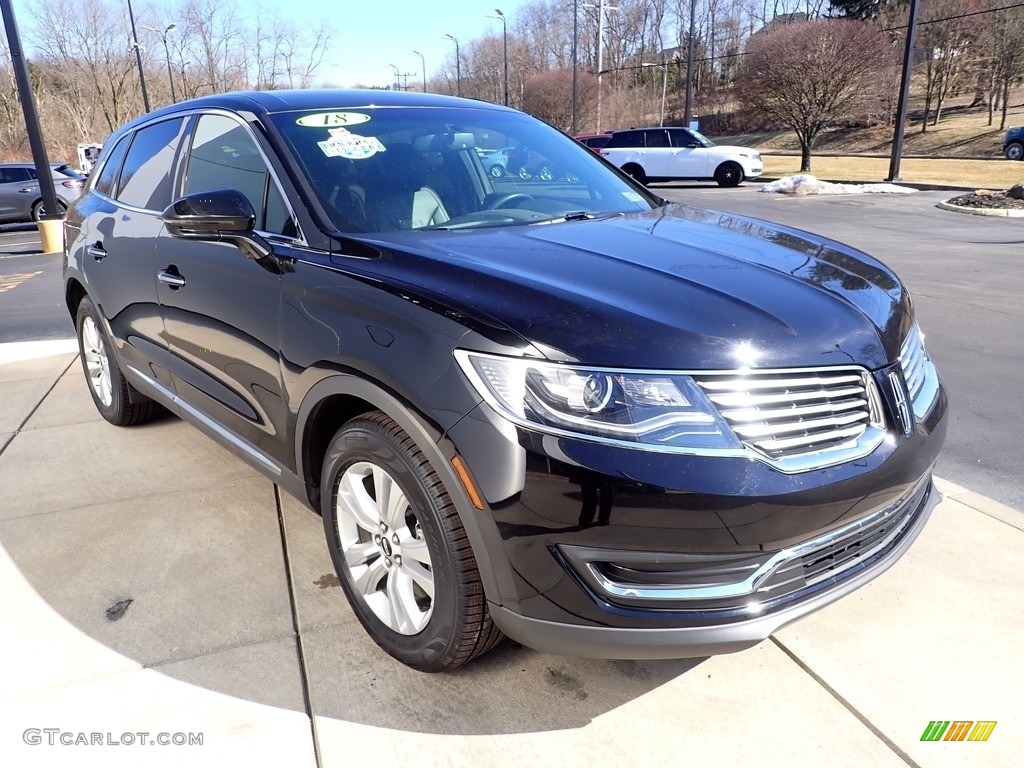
[1007,142,1024,161]
[621,163,647,186]
[489,164,505,178]
[321,412,503,671]
[714,161,744,187]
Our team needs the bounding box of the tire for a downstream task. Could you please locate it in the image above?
[76,296,160,426]
[714,161,744,187]
[517,165,531,180]
[622,163,647,186]
[321,412,503,672]
[489,164,505,178]
[31,199,68,222]
[538,165,553,182]
[1007,142,1024,161]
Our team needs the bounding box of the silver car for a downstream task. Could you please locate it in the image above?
[0,162,87,223]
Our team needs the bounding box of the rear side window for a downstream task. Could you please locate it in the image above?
[0,167,31,183]
[645,130,670,148]
[93,136,132,197]
[116,118,185,210]
[605,130,644,149]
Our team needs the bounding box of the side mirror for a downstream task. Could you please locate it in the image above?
[162,189,270,260]
[162,189,255,237]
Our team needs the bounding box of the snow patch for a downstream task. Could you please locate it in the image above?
[761,174,916,196]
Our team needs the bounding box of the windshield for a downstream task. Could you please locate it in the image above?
[269,106,656,233]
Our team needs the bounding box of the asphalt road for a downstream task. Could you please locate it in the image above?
[0,225,71,343]
[657,183,1024,510]
[2,191,1020,509]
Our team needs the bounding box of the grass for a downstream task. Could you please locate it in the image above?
[761,155,1022,189]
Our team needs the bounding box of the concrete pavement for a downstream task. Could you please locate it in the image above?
[0,345,1021,768]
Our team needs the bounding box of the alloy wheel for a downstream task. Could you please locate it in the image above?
[80,315,113,407]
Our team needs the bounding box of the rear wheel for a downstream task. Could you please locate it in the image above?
[1007,142,1023,161]
[76,297,159,426]
[489,163,505,178]
[321,412,503,671]
[714,161,744,187]
[537,165,553,182]
[31,199,67,222]
[622,163,647,186]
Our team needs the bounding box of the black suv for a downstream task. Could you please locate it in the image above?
[64,90,947,672]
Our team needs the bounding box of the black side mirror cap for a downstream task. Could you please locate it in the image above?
[162,189,256,238]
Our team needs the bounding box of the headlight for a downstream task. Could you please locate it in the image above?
[455,351,741,450]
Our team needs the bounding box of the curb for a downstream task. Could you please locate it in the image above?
[756,176,974,192]
[935,200,1024,217]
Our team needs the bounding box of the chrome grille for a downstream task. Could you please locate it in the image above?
[900,325,928,403]
[695,367,882,460]
[899,323,940,420]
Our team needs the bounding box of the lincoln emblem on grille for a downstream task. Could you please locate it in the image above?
[888,371,914,438]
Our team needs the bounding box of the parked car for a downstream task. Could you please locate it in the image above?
[64,89,946,672]
[600,127,762,186]
[475,146,512,177]
[1004,126,1023,161]
[575,133,612,152]
[0,162,87,223]
[507,146,577,182]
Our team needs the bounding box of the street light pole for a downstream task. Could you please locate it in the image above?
[489,9,508,107]
[126,0,150,112]
[411,50,427,93]
[584,0,617,134]
[442,33,461,97]
[143,23,177,103]
[389,63,401,90]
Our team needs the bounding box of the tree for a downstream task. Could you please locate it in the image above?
[522,70,597,131]
[916,0,981,131]
[738,18,896,171]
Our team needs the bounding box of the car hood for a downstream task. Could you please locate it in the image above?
[351,204,911,370]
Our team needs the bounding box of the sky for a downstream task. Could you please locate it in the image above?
[253,0,537,90]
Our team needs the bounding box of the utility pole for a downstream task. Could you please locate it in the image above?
[887,0,921,181]
[126,0,151,112]
[684,0,695,128]
[571,0,578,134]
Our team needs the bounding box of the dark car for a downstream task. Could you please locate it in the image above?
[64,90,947,672]
[0,162,87,223]
[1004,126,1022,161]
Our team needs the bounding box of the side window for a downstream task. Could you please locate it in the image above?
[93,136,132,198]
[184,114,294,237]
[25,167,39,180]
[670,129,696,148]
[116,118,184,210]
[606,130,644,149]
[645,130,670,148]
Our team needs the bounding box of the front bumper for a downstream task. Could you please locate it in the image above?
[488,476,938,658]
[442,376,947,658]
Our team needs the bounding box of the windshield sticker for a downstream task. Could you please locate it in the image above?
[297,112,371,128]
[622,191,645,202]
[318,127,386,159]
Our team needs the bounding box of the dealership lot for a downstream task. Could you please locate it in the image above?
[1,189,1022,767]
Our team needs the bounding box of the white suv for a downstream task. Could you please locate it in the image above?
[600,127,762,187]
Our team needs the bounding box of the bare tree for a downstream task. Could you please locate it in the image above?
[739,18,895,171]
[522,69,598,130]
[916,0,980,131]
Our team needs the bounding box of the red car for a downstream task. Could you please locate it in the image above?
[575,133,612,152]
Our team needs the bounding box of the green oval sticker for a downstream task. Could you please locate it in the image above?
[296,112,371,128]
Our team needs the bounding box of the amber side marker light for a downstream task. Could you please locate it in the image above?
[451,455,485,510]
